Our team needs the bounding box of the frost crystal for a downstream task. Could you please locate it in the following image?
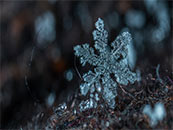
[74,18,137,109]
[143,102,166,127]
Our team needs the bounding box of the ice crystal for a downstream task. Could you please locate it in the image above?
[79,99,97,111]
[74,18,137,109]
[143,102,166,127]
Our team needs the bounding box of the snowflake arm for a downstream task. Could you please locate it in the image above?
[74,43,98,66]
[113,59,137,85]
[111,32,132,60]
[102,75,117,109]
[92,18,108,53]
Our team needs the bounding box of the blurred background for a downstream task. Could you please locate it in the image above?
[0,0,172,128]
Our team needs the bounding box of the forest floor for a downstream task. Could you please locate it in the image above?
[22,61,173,130]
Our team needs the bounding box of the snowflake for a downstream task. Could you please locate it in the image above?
[74,18,137,109]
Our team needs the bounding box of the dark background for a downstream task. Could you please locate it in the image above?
[0,0,172,128]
